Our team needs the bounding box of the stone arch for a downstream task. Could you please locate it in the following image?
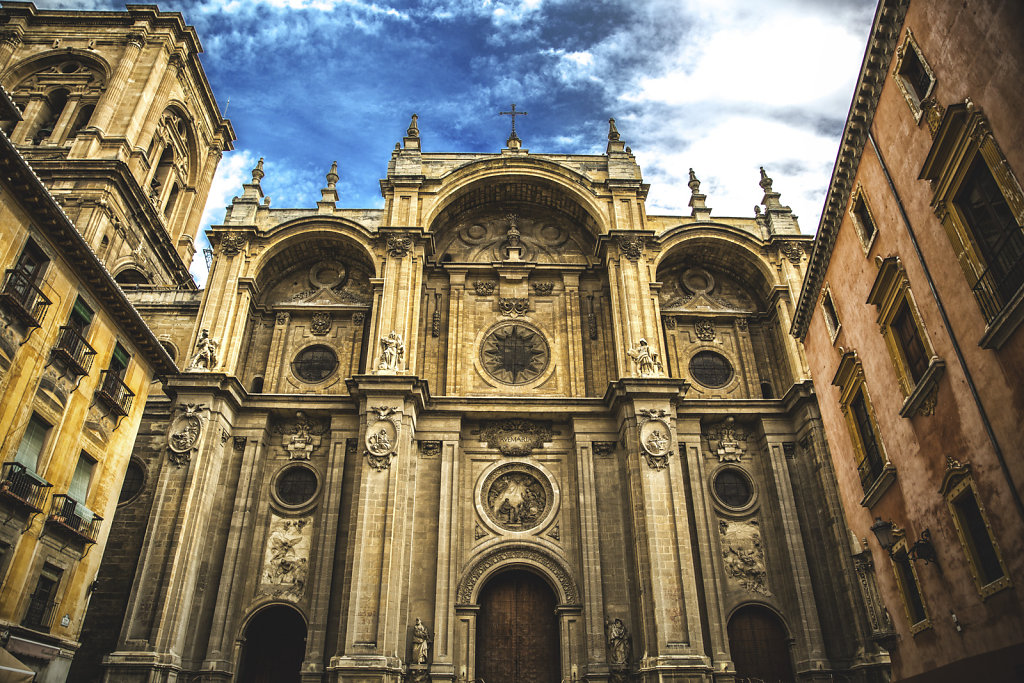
[236,602,308,683]
[656,227,778,301]
[456,543,579,606]
[424,159,609,239]
[253,220,379,285]
[113,267,151,286]
[1,49,111,91]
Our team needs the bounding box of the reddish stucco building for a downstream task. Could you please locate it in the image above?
[792,0,1024,680]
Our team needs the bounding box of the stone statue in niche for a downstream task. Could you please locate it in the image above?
[378,331,405,371]
[719,518,771,596]
[411,618,431,664]
[259,516,312,600]
[627,338,662,377]
[605,617,632,670]
[187,329,218,371]
[704,416,748,462]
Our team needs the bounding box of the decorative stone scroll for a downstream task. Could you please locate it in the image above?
[167,403,208,468]
[615,235,645,260]
[219,233,246,256]
[498,297,529,317]
[719,518,771,596]
[480,419,553,457]
[310,311,332,336]
[386,234,413,257]
[592,441,616,458]
[258,515,312,600]
[365,406,401,471]
[780,241,804,264]
[637,408,672,470]
[456,545,579,605]
[531,282,554,295]
[704,416,748,462]
[419,440,441,458]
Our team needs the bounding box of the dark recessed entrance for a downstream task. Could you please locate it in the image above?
[476,569,560,683]
[727,605,795,683]
[237,605,306,683]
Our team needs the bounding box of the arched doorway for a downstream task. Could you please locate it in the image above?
[476,570,560,683]
[727,605,795,683]
[237,605,306,683]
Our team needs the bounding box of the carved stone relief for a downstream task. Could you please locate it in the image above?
[365,406,401,470]
[627,339,663,377]
[704,417,748,462]
[386,234,413,257]
[220,233,246,255]
[473,281,496,296]
[377,331,405,372]
[479,419,553,457]
[498,297,529,317]
[695,319,716,341]
[187,329,218,371]
[481,463,553,532]
[616,235,645,260]
[310,311,332,336]
[480,323,549,385]
[531,282,554,295]
[637,408,672,470]
[419,440,441,458]
[780,241,804,264]
[456,546,579,604]
[274,411,327,460]
[719,518,771,596]
[258,515,312,600]
[592,441,616,458]
[168,403,208,468]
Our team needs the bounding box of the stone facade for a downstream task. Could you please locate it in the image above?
[71,106,888,681]
[793,0,1024,681]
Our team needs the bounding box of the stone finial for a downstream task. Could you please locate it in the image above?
[251,157,265,184]
[688,168,700,193]
[407,113,419,138]
[326,161,339,187]
[754,205,762,216]
[608,118,620,141]
[758,166,773,193]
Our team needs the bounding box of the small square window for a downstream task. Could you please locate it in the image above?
[893,29,935,121]
[849,188,878,253]
[821,287,841,343]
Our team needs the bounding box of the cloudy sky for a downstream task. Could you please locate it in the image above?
[38,0,877,285]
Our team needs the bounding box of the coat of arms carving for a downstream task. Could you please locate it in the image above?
[365,405,401,470]
[637,408,672,470]
[167,403,208,467]
[704,416,748,462]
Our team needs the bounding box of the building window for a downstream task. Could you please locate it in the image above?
[892,29,935,121]
[832,351,895,507]
[274,465,319,507]
[68,454,95,508]
[688,351,733,388]
[712,468,754,510]
[849,187,879,252]
[919,103,1024,348]
[14,414,51,473]
[1,238,52,329]
[891,537,930,633]
[940,459,1011,598]
[96,343,135,418]
[22,563,63,631]
[820,286,841,343]
[867,257,944,418]
[52,297,97,377]
[292,345,338,383]
[118,459,146,505]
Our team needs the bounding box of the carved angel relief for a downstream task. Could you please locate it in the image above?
[719,518,771,596]
[168,403,208,467]
[365,406,401,470]
[258,515,312,600]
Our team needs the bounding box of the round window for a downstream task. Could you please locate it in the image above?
[275,466,318,506]
[480,323,550,385]
[713,468,753,509]
[292,345,338,382]
[689,351,733,388]
[118,460,145,504]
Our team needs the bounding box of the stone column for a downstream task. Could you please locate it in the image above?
[603,235,666,380]
[431,437,462,682]
[88,32,146,135]
[372,230,426,377]
[605,379,709,679]
[444,269,466,396]
[330,375,429,683]
[48,93,81,144]
[0,30,22,73]
[12,95,46,145]
[192,234,249,375]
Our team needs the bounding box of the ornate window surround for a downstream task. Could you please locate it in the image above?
[938,459,1012,599]
[820,285,841,344]
[867,256,945,418]
[890,532,931,635]
[849,184,880,255]
[919,102,1024,349]
[832,351,895,508]
[892,28,935,123]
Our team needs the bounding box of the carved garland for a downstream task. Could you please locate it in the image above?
[456,546,579,605]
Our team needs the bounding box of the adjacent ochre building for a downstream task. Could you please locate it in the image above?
[0,3,232,681]
[793,0,1024,681]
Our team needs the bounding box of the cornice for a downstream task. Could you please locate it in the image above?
[791,0,909,341]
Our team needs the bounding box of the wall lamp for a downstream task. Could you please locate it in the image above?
[870,517,939,567]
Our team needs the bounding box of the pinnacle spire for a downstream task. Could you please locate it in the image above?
[407,113,419,138]
[318,160,339,211]
[608,118,620,141]
[251,157,264,184]
[606,117,626,154]
[688,168,711,221]
[326,160,339,188]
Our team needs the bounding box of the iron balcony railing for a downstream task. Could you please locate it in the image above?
[971,228,1024,322]
[0,462,51,514]
[46,493,102,545]
[0,268,51,328]
[95,370,134,417]
[21,594,58,632]
[51,325,97,377]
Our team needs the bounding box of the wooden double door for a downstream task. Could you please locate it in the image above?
[476,570,560,683]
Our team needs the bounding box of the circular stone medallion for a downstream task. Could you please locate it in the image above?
[480,322,550,385]
[482,463,553,532]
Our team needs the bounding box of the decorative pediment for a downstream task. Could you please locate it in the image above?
[479,419,553,457]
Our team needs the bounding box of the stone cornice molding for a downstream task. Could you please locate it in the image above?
[791,0,909,340]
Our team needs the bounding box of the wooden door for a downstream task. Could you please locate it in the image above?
[728,605,795,683]
[476,570,560,683]
[237,605,306,683]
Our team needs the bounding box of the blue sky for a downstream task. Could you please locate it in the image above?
[38,0,877,285]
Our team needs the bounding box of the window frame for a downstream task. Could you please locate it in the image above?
[849,185,879,254]
[939,459,1012,599]
[820,285,842,344]
[890,533,931,634]
[867,256,945,418]
[892,28,935,123]
[919,102,1024,349]
[832,351,895,508]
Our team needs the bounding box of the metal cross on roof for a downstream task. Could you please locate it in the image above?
[499,103,528,138]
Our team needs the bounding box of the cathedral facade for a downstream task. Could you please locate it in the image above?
[78,115,888,682]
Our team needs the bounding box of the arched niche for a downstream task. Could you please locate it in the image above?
[236,603,307,683]
[254,235,375,308]
[1,50,110,92]
[456,543,580,607]
[114,268,151,286]
[427,174,601,265]
[727,603,795,683]
[656,235,793,398]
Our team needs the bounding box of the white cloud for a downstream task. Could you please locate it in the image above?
[189,148,257,287]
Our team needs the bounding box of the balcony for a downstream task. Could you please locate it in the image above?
[95,370,134,418]
[0,462,51,514]
[971,228,1024,323]
[50,325,97,377]
[21,595,58,632]
[0,268,51,329]
[45,494,102,545]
